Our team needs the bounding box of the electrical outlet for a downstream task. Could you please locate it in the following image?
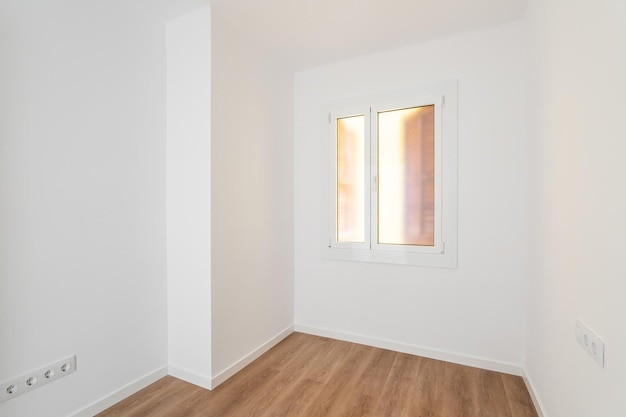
[0,355,77,403]
[575,320,605,367]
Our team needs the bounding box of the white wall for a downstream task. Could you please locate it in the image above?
[210,13,295,383]
[294,21,529,372]
[0,1,175,416]
[166,6,212,389]
[8,0,624,414]
[525,0,626,415]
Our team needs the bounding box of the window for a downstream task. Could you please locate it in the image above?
[323,81,457,268]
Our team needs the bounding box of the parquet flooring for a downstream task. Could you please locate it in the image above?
[97,332,538,417]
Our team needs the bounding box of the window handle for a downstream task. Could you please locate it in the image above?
[372,175,377,192]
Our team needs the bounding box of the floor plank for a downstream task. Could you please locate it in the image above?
[96,333,539,417]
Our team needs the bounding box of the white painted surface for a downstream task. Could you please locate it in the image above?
[297,325,522,376]
[295,22,529,368]
[211,325,294,388]
[522,374,546,417]
[69,367,168,417]
[524,0,626,415]
[166,6,213,389]
[0,1,178,415]
[168,364,212,391]
[3,0,623,415]
[210,13,295,381]
[210,0,527,70]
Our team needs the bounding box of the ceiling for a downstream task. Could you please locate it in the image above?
[209,0,528,70]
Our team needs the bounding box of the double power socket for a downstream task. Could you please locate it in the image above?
[1,355,76,403]
[575,320,605,368]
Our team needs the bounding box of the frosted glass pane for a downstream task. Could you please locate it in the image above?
[337,116,365,243]
[378,105,434,246]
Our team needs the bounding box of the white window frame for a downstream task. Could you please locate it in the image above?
[322,80,458,268]
[329,106,371,251]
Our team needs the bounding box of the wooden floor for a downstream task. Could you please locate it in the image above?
[97,333,538,417]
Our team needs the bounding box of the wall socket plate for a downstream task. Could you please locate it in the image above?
[575,319,605,368]
[0,355,76,403]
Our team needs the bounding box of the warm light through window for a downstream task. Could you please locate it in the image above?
[337,116,365,243]
[378,105,435,246]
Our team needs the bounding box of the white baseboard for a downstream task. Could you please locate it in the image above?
[211,325,294,389]
[70,366,168,417]
[168,364,212,391]
[295,324,523,376]
[523,371,546,417]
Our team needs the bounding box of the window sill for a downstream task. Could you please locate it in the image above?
[321,245,457,268]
